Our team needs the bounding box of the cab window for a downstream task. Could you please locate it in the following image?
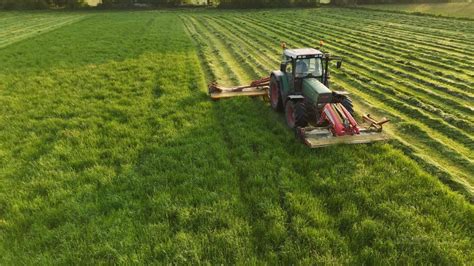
[295,58,322,77]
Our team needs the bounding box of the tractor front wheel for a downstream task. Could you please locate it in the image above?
[285,100,308,128]
[269,76,283,112]
[295,101,309,127]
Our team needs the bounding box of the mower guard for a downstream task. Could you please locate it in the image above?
[298,115,390,148]
[298,128,389,148]
[208,77,270,100]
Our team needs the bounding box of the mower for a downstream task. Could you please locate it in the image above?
[208,45,389,148]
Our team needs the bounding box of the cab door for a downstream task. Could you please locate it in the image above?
[285,58,294,94]
[322,56,329,87]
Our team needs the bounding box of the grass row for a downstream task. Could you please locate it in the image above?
[185,10,473,197]
[0,12,87,49]
[182,10,474,263]
[234,13,473,148]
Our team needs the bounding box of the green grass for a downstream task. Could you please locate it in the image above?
[360,2,474,19]
[184,8,474,197]
[0,12,87,48]
[0,9,473,264]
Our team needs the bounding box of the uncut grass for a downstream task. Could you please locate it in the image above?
[0,9,473,264]
[1,12,254,264]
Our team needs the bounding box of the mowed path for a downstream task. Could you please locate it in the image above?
[0,12,88,49]
[0,10,472,264]
[181,8,474,198]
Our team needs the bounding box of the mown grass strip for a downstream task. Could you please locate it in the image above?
[185,13,474,263]
[204,9,474,194]
[0,14,88,49]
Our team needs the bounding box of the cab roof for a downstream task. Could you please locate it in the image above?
[284,48,323,58]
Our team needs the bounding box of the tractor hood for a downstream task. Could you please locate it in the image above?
[302,78,332,104]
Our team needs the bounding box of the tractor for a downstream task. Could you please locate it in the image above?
[208,45,389,148]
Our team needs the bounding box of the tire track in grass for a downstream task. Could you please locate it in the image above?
[0,17,56,37]
[180,17,264,263]
[187,15,333,261]
[141,52,256,263]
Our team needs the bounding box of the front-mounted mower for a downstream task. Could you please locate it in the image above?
[208,44,389,148]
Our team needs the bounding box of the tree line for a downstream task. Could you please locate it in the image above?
[0,0,204,9]
[0,0,459,9]
[0,0,86,9]
[218,0,320,8]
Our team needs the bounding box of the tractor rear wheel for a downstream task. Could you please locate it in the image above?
[285,100,308,128]
[269,76,283,112]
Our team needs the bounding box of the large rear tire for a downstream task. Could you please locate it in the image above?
[285,100,308,129]
[269,76,283,112]
[294,101,309,127]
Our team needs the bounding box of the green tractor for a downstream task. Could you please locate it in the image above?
[209,46,389,148]
[268,48,353,128]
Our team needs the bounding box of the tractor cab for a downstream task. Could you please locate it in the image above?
[280,48,340,90]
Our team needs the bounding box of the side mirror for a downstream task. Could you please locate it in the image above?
[336,61,342,69]
[280,63,286,72]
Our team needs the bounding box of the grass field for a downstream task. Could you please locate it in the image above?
[360,2,474,19]
[0,9,473,264]
[183,8,474,198]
